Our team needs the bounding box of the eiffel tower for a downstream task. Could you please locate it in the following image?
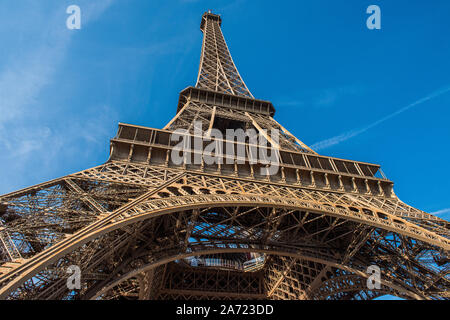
[0,12,448,300]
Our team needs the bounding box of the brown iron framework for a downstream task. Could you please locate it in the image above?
[0,12,448,300]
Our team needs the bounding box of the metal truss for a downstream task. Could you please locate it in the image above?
[196,12,253,98]
[0,11,448,300]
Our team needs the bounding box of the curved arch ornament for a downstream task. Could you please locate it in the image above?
[0,192,448,300]
[87,247,424,300]
[1,11,449,300]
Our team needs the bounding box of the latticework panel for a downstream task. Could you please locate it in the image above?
[196,13,253,98]
[0,178,448,300]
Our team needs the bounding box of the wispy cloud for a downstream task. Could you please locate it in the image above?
[276,84,364,109]
[315,85,362,107]
[311,85,450,151]
[0,1,114,126]
[430,208,450,216]
[0,1,115,193]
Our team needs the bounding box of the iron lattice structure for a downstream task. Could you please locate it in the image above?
[0,12,449,300]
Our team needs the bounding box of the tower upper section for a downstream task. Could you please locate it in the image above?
[195,12,254,99]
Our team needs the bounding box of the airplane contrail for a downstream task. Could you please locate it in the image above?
[311,86,450,151]
[430,208,450,216]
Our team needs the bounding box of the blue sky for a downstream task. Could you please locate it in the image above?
[0,0,449,296]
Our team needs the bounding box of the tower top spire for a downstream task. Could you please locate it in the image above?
[200,11,222,31]
[196,12,253,98]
